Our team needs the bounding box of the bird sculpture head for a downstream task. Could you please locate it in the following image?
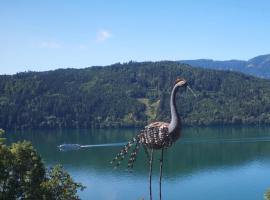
[175,78,188,87]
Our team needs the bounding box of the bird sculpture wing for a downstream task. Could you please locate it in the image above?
[111,122,172,169]
[140,122,172,149]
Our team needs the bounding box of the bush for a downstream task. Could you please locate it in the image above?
[265,188,270,200]
[0,131,85,199]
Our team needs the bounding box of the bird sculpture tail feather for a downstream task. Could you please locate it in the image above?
[111,135,141,169]
[127,140,140,170]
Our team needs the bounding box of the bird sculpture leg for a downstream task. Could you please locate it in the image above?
[159,148,164,200]
[149,148,154,200]
[143,145,150,161]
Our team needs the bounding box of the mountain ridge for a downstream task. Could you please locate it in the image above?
[179,54,270,78]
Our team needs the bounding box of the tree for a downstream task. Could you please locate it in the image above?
[0,130,85,200]
[41,165,85,200]
[5,141,45,199]
[1,61,270,130]
[265,188,270,200]
[0,129,5,144]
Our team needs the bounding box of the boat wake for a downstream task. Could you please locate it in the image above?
[58,142,126,151]
[58,136,270,151]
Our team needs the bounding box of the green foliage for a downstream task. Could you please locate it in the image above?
[265,188,270,200]
[41,165,85,200]
[0,141,45,199]
[0,138,85,199]
[1,61,270,129]
[0,129,5,143]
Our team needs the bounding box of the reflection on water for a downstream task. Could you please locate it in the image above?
[6,126,270,200]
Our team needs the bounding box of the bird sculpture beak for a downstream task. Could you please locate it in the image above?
[187,85,197,97]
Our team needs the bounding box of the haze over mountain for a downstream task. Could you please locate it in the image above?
[179,54,270,79]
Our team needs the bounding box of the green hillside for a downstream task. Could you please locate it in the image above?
[1,61,270,130]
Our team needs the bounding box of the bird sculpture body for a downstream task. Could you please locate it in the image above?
[111,78,188,200]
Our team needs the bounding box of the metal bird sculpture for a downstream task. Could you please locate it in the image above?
[111,78,188,200]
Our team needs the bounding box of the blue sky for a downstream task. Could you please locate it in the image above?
[1,0,270,74]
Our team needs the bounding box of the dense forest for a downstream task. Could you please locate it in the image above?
[1,61,270,130]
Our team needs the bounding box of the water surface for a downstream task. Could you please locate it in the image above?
[6,126,270,200]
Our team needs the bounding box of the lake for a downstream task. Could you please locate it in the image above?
[6,126,270,200]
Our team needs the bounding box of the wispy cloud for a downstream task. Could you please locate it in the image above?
[96,30,112,42]
[78,44,88,50]
[39,41,62,49]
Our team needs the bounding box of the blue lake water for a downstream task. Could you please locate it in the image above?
[6,126,270,200]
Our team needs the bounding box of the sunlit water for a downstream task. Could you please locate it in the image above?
[6,126,270,200]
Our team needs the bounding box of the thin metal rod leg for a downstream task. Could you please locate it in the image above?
[159,148,164,200]
[143,145,150,161]
[149,148,154,200]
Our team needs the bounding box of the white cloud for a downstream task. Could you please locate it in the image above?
[78,44,88,49]
[39,41,62,49]
[96,30,111,42]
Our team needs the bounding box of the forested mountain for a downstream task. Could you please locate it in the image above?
[1,61,270,130]
[180,54,270,79]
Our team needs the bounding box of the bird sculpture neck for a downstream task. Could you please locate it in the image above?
[168,84,181,135]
